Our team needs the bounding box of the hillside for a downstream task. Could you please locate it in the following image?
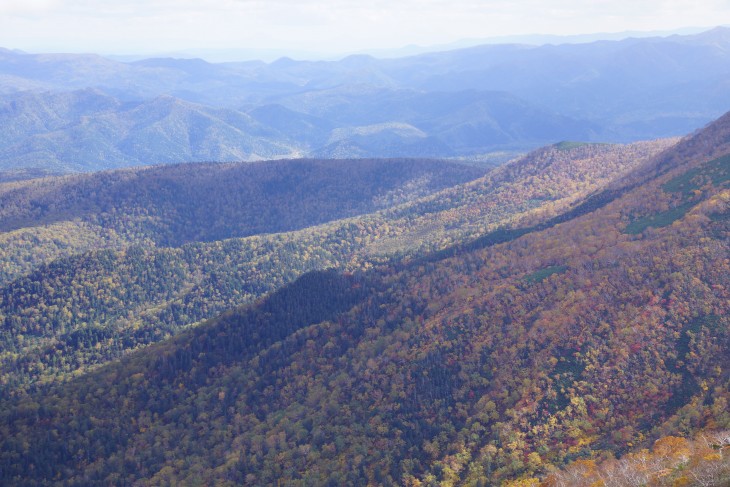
[277,88,599,157]
[0,140,670,397]
[0,90,297,172]
[1,101,728,486]
[0,88,596,172]
[0,157,483,242]
[0,157,483,286]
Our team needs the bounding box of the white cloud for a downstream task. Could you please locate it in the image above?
[0,0,728,56]
[0,0,62,16]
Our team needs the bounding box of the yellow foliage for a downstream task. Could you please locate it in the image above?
[653,436,690,460]
[503,477,540,487]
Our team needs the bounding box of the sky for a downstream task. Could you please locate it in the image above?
[1,0,729,60]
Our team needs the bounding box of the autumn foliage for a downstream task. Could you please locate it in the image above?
[544,432,730,486]
[0,112,729,485]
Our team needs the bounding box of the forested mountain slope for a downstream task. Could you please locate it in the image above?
[0,141,670,397]
[0,157,483,283]
[0,90,298,172]
[0,88,595,172]
[1,110,728,485]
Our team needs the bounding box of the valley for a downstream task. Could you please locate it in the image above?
[0,118,728,484]
[0,25,729,487]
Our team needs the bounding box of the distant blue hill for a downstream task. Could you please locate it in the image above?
[1,27,729,173]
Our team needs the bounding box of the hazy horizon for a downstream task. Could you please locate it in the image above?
[97,26,725,63]
[2,26,726,64]
[2,0,730,62]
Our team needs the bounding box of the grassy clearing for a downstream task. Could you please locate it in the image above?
[662,153,730,196]
[624,201,696,234]
[524,265,568,284]
[625,154,729,234]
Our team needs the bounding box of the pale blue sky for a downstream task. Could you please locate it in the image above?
[1,0,729,59]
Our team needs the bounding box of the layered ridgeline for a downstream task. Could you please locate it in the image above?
[0,157,483,391]
[0,88,588,173]
[0,157,483,283]
[2,28,730,172]
[0,90,298,173]
[2,109,729,485]
[0,141,671,397]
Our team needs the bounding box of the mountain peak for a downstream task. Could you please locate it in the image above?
[338,53,377,66]
[679,25,730,45]
[270,56,298,67]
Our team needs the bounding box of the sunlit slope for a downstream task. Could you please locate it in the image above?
[0,142,669,397]
[1,119,727,484]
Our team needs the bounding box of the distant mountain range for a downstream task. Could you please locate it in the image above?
[108,27,713,62]
[2,27,730,172]
[0,90,299,172]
